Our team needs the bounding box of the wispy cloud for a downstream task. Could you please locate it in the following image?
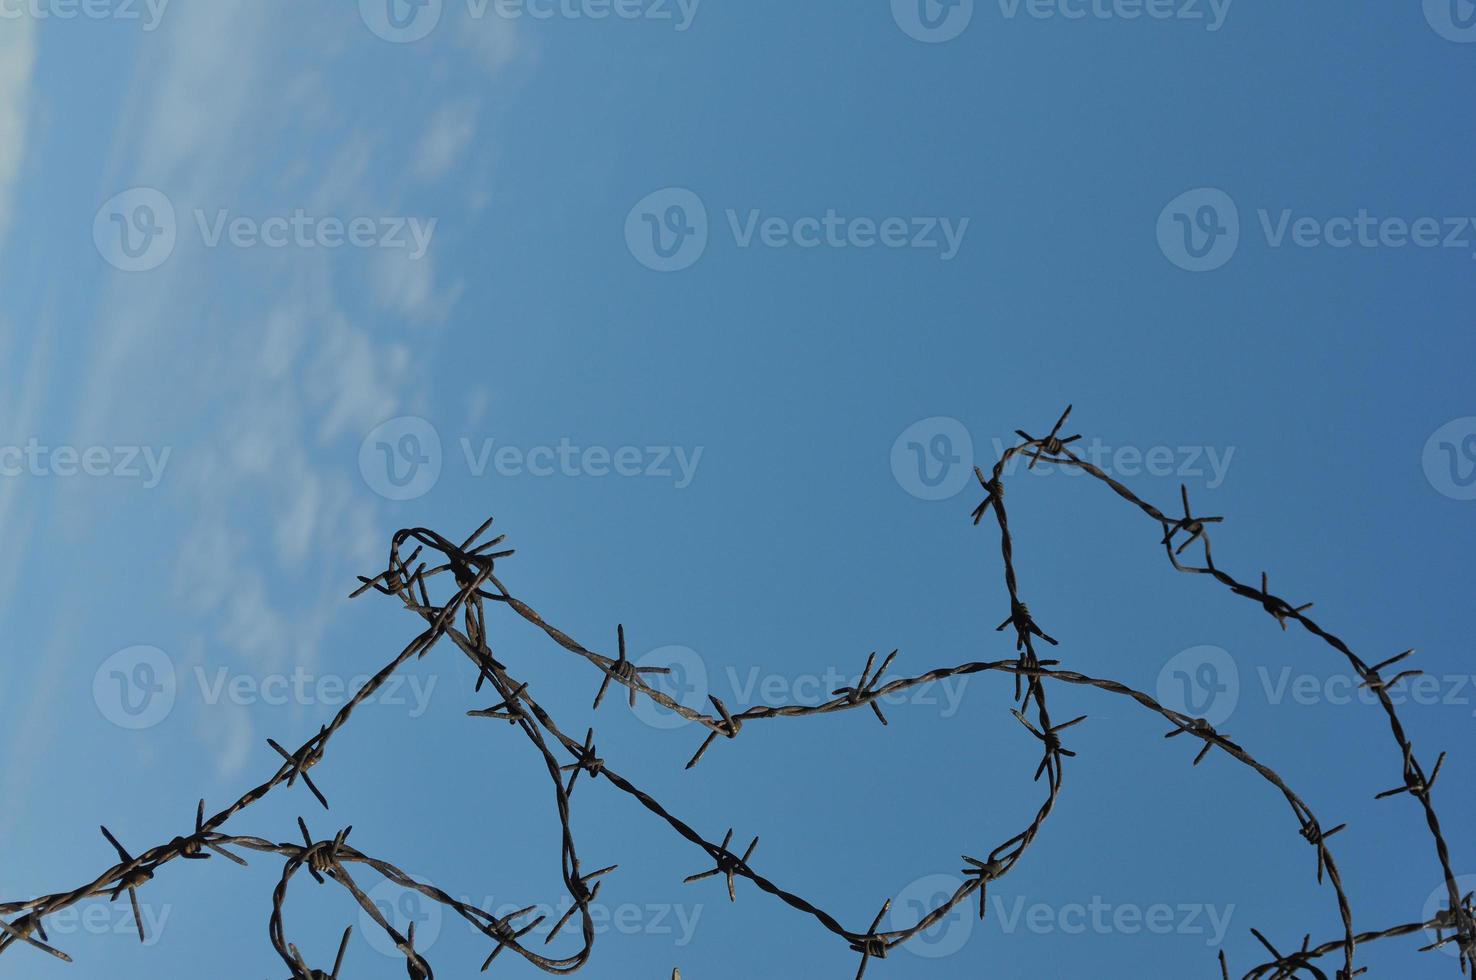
[5,2,518,795]
[0,17,36,248]
[58,3,502,776]
[457,6,523,74]
[368,249,463,320]
[0,304,54,634]
[413,102,479,182]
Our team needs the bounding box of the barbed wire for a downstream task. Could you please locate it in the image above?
[1,407,1470,978]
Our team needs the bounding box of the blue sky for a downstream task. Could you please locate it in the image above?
[1,2,1474,978]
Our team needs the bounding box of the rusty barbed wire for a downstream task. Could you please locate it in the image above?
[1,408,1470,978]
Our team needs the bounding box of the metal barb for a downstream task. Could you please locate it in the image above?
[683,829,760,903]
[593,624,671,710]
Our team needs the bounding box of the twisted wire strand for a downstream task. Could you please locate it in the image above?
[1,409,1469,979]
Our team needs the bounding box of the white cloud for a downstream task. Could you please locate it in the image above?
[0,17,36,247]
[304,310,412,441]
[413,102,478,182]
[193,700,255,780]
[0,312,52,628]
[457,7,523,74]
[368,249,464,321]
[134,3,269,182]
[20,1,521,791]
[465,386,492,427]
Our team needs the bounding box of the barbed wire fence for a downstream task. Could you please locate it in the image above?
[1,406,1471,978]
